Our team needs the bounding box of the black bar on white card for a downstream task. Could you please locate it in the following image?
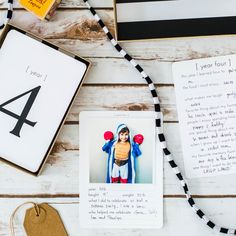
[117,17,236,40]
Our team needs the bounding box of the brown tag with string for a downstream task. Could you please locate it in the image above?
[23,203,68,236]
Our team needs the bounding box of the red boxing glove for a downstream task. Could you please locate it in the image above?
[104,131,114,140]
[134,134,144,145]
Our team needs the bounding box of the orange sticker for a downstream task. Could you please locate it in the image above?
[19,0,55,19]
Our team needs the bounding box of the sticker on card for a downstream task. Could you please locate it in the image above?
[19,0,61,20]
[79,111,163,229]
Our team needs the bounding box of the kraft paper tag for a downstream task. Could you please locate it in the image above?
[23,203,68,236]
[19,0,55,19]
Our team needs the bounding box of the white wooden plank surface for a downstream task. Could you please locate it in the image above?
[84,58,173,85]
[0,2,235,236]
[5,10,236,60]
[1,124,236,196]
[0,198,236,236]
[69,86,177,122]
[0,150,79,195]
[48,36,236,60]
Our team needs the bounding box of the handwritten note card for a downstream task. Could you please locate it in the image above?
[79,111,163,228]
[173,55,236,178]
[86,186,160,226]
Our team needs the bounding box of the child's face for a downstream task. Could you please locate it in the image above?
[119,131,129,143]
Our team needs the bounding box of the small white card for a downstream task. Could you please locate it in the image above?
[0,28,89,174]
[79,111,163,229]
[173,55,236,178]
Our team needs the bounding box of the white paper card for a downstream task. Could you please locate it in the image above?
[79,111,163,229]
[0,29,88,173]
[173,55,236,178]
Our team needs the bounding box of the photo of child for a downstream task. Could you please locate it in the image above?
[79,112,163,229]
[102,124,144,184]
[84,112,155,184]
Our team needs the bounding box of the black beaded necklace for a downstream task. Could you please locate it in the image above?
[0,0,13,30]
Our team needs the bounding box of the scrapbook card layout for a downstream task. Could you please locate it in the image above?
[173,54,236,178]
[115,0,236,41]
[0,27,89,174]
[79,111,163,229]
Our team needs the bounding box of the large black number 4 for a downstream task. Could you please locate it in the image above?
[0,86,41,137]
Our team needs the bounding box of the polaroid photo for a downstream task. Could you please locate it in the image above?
[79,111,163,229]
[115,0,236,41]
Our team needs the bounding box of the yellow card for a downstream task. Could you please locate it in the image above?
[19,0,56,19]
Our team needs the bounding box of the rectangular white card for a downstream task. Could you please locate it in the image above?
[79,111,163,229]
[173,55,236,178]
[115,0,236,41]
[0,28,89,174]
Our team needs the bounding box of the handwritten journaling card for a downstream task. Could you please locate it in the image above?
[173,55,236,178]
[79,111,163,229]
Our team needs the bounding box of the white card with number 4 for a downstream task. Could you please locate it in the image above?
[0,28,89,174]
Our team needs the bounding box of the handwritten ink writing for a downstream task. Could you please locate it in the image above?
[174,55,236,177]
[87,187,158,222]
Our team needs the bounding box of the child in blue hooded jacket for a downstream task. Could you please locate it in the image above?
[102,124,144,184]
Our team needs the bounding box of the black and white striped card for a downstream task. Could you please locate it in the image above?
[115,0,236,41]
